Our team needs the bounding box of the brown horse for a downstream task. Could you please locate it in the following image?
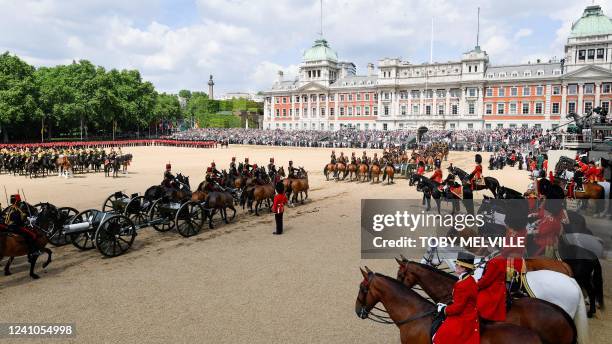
[395,259,580,344]
[382,165,395,185]
[205,191,236,228]
[287,169,309,204]
[244,184,275,216]
[0,227,52,279]
[323,163,336,181]
[358,163,369,182]
[370,165,381,183]
[335,162,347,181]
[347,163,358,181]
[56,156,72,177]
[356,268,543,344]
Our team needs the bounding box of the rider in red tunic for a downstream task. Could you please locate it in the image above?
[416,161,425,176]
[430,160,443,183]
[533,186,566,257]
[469,154,483,190]
[434,252,479,344]
[477,255,507,322]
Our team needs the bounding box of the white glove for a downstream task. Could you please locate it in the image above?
[437,303,447,313]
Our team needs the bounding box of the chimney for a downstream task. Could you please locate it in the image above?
[277,70,284,82]
[367,63,375,76]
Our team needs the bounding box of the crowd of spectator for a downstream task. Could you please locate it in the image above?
[170,127,561,152]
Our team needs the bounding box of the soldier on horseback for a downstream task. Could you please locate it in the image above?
[288,160,297,178]
[330,150,337,164]
[3,194,38,257]
[369,153,380,179]
[268,158,277,180]
[229,157,238,176]
[350,152,357,165]
[162,163,176,188]
[469,154,483,190]
[431,159,443,184]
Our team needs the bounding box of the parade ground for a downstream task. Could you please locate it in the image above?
[0,146,610,343]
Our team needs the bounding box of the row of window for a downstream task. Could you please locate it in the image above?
[273,102,476,117]
[577,48,605,61]
[484,100,610,115]
[485,85,546,97]
[487,70,560,79]
[269,122,543,130]
[275,93,379,104]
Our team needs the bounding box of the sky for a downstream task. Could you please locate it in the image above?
[0,0,608,95]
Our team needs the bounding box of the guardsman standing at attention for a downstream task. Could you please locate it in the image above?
[433,252,479,344]
[477,252,507,323]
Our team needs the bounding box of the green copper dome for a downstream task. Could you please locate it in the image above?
[303,38,338,62]
[570,5,612,38]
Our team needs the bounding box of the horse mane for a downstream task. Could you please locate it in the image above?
[408,261,458,281]
[374,273,433,306]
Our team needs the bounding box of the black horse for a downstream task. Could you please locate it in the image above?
[447,164,499,198]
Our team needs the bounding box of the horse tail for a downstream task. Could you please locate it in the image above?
[593,258,604,309]
[323,166,327,177]
[574,283,589,344]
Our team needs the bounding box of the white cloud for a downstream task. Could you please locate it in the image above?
[0,0,605,94]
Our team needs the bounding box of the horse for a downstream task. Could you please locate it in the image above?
[56,156,72,178]
[358,163,369,182]
[335,162,347,180]
[395,259,580,344]
[286,168,309,204]
[355,267,543,344]
[0,211,54,279]
[242,183,274,216]
[347,163,358,181]
[370,165,381,183]
[204,191,236,228]
[540,177,605,213]
[323,163,335,181]
[382,164,395,185]
[448,164,499,198]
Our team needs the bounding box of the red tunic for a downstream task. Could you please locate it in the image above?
[501,227,527,258]
[272,194,288,214]
[585,166,598,182]
[417,166,425,176]
[434,274,479,344]
[477,257,507,321]
[431,169,443,183]
[543,160,548,172]
[470,164,482,189]
[534,208,562,255]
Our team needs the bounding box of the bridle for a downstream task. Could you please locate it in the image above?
[357,273,435,325]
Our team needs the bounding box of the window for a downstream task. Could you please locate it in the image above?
[348,107,353,116]
[537,70,544,76]
[497,124,504,129]
[497,103,505,115]
[304,108,308,116]
[468,88,477,97]
[485,124,492,129]
[485,103,493,114]
[522,103,530,114]
[511,87,518,96]
[568,84,577,95]
[312,107,317,116]
[383,92,390,100]
[468,66,472,73]
[568,102,576,114]
[486,88,493,97]
[365,106,370,115]
[296,108,300,116]
[412,105,420,115]
[552,103,560,114]
[584,101,593,113]
[499,72,507,77]
[275,98,280,104]
[348,94,353,101]
[535,103,543,114]
[438,104,444,115]
[524,71,531,77]
[603,84,612,93]
[339,107,344,116]
[523,86,531,96]
[295,96,300,103]
[553,70,562,75]
[330,108,334,116]
[320,95,326,101]
[451,104,458,115]
[468,102,475,115]
[597,48,605,59]
[356,93,361,101]
[498,87,505,97]
[522,124,528,128]
[401,105,407,116]
[425,105,431,115]
[275,109,280,117]
[602,101,609,114]
[511,71,518,77]
[536,86,544,96]
[289,109,293,116]
[487,73,494,79]
[384,106,390,116]
[510,103,517,114]
[437,90,446,98]
[330,94,335,101]
[383,123,388,131]
[552,86,561,95]
[584,84,594,94]
[356,106,361,116]
[340,94,345,101]
[321,108,326,117]
[535,124,541,129]
[578,50,586,61]
[468,123,473,129]
[588,49,595,60]
[510,124,517,128]
[411,90,420,99]
[425,90,433,99]
[365,93,370,101]
[450,123,456,129]
[373,106,378,116]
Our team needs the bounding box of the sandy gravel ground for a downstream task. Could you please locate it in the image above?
[0,146,609,343]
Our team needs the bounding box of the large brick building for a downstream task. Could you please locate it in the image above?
[263,5,612,131]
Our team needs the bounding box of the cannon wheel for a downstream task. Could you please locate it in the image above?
[149,199,175,232]
[124,196,148,227]
[69,209,100,250]
[95,215,136,257]
[175,202,205,237]
[102,192,129,213]
[44,206,77,246]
